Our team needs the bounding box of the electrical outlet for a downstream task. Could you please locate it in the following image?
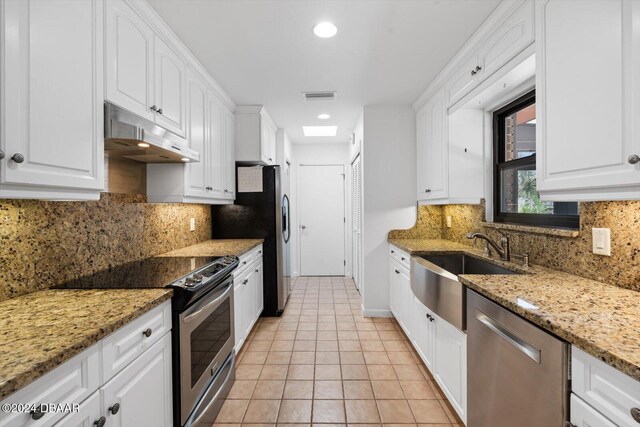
[189,218,196,232]
[446,216,452,228]
[592,228,611,256]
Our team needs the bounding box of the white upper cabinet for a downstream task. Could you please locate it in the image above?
[0,0,104,200]
[208,92,225,197]
[154,36,186,137]
[417,88,448,201]
[236,106,277,165]
[105,0,154,121]
[185,69,209,198]
[536,0,640,201]
[105,0,186,138]
[223,110,236,199]
[446,1,533,107]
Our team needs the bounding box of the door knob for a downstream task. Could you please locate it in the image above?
[628,154,640,165]
[11,153,24,163]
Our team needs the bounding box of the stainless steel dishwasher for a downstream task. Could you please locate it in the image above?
[467,290,569,427]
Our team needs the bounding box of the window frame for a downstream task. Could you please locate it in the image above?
[493,90,579,229]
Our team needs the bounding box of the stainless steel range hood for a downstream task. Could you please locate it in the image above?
[104,102,199,163]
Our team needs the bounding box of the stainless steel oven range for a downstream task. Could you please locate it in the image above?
[56,254,240,427]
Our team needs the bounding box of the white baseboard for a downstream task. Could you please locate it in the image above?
[361,305,393,317]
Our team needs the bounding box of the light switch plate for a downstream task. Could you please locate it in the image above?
[592,228,611,256]
[189,218,196,232]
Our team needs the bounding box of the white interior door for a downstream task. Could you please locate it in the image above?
[299,165,345,276]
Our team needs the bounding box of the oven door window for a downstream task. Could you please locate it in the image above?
[190,297,231,387]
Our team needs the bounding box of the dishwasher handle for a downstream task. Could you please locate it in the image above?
[476,311,541,364]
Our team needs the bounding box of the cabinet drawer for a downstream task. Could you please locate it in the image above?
[102,301,171,382]
[0,344,100,427]
[52,391,101,427]
[234,245,263,277]
[571,394,617,427]
[572,346,640,427]
[389,245,410,270]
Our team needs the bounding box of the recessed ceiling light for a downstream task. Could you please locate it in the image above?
[303,126,337,137]
[313,22,337,38]
[318,114,330,120]
[137,142,150,148]
[181,157,190,162]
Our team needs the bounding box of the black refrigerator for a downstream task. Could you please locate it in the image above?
[212,164,289,316]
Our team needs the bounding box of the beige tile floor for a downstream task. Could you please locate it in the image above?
[215,276,464,427]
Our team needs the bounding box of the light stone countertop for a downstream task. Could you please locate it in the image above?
[0,289,172,400]
[157,239,264,257]
[388,238,640,382]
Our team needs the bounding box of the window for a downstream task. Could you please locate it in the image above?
[493,91,579,228]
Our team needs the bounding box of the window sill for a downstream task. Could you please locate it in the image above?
[481,221,580,238]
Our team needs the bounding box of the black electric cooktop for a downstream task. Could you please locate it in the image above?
[55,256,222,290]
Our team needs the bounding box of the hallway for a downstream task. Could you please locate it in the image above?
[215,276,463,426]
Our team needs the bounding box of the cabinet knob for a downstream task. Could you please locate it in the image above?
[394,269,400,274]
[30,405,45,420]
[255,269,259,273]
[631,407,640,423]
[243,279,248,285]
[401,257,406,261]
[142,328,152,337]
[11,153,24,163]
[109,403,120,415]
[391,250,395,254]
[470,65,482,76]
[94,416,106,427]
[157,108,163,115]
[150,105,158,112]
[628,154,640,165]
[0,150,4,160]
[425,189,431,193]
[224,189,230,193]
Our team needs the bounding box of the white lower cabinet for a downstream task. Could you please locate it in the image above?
[571,394,617,427]
[100,334,172,427]
[389,244,467,424]
[233,246,264,351]
[0,302,172,427]
[433,315,467,423]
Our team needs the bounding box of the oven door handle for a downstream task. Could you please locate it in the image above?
[183,279,233,324]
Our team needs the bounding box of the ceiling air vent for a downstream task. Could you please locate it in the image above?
[302,91,336,101]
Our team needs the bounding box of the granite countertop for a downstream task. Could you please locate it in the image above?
[157,239,264,258]
[388,238,640,382]
[0,289,172,400]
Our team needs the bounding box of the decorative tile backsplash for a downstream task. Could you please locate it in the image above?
[0,193,212,300]
[392,201,640,291]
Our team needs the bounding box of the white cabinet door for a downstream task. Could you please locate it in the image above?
[398,265,412,339]
[446,53,481,107]
[105,0,154,120]
[389,258,400,318]
[1,0,104,198]
[223,109,236,199]
[233,277,245,351]
[412,297,435,371]
[260,120,275,165]
[477,0,533,81]
[434,317,467,424]
[417,89,448,201]
[208,94,225,197]
[571,394,617,427]
[184,69,209,198]
[254,259,264,319]
[53,392,102,427]
[154,35,186,137]
[536,0,640,200]
[101,333,172,427]
[243,269,256,339]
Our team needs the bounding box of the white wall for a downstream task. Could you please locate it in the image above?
[289,143,351,277]
[361,105,416,316]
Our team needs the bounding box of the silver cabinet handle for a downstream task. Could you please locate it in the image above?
[631,407,640,423]
[11,153,24,163]
[0,150,4,160]
[628,154,640,165]
[476,311,541,363]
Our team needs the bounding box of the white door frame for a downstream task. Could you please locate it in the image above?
[296,163,346,276]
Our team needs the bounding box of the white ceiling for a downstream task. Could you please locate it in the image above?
[148,0,500,144]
